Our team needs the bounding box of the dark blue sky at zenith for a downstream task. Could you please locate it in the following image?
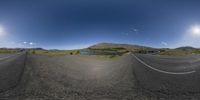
[0,0,200,49]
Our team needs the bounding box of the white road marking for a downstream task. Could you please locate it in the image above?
[132,54,196,75]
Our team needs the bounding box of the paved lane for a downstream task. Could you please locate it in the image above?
[0,54,13,59]
[132,53,200,93]
[1,53,200,99]
[133,54,198,73]
[0,54,137,100]
[0,52,27,92]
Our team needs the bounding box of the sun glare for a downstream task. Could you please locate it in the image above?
[190,25,200,36]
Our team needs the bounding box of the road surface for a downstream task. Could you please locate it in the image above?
[0,52,27,92]
[1,53,200,99]
[132,54,200,94]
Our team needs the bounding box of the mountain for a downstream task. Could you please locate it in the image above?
[89,43,157,52]
[175,46,197,51]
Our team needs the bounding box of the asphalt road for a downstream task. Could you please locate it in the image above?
[0,54,13,58]
[0,54,137,100]
[133,54,200,73]
[132,53,200,94]
[1,53,200,100]
[0,52,27,92]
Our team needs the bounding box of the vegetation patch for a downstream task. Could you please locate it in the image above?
[85,47,129,55]
[0,49,19,54]
[78,54,127,60]
[88,47,128,53]
[29,50,80,56]
[159,49,200,56]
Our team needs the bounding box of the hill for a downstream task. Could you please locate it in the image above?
[89,43,157,52]
[175,46,197,51]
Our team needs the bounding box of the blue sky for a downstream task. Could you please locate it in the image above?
[1,0,200,49]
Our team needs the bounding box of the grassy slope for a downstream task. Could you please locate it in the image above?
[159,49,200,56]
[87,47,129,54]
[0,49,18,54]
[29,50,80,56]
[29,49,128,59]
[89,43,155,52]
[77,54,127,60]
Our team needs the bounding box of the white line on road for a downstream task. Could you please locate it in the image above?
[132,54,196,75]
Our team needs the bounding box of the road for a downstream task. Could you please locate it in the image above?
[133,54,200,74]
[0,54,14,59]
[132,53,200,94]
[0,52,27,92]
[1,53,200,99]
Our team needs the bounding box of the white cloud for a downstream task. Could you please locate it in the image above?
[29,42,34,45]
[161,41,168,46]
[28,42,36,46]
[130,27,139,32]
[23,41,27,44]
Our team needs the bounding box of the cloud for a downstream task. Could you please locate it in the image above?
[130,27,139,35]
[23,41,27,44]
[161,41,168,46]
[132,28,138,32]
[28,42,36,46]
[29,42,34,45]
[130,26,139,32]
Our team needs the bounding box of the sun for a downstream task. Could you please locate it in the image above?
[190,25,200,36]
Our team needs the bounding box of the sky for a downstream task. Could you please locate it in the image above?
[1,0,200,49]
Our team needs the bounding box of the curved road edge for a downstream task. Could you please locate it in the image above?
[131,53,196,75]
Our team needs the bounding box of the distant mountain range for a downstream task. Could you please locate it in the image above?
[0,43,199,51]
[88,43,159,53]
[175,46,198,50]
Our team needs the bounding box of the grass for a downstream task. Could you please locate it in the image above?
[29,49,127,59]
[78,54,127,60]
[29,50,80,56]
[0,49,18,54]
[159,49,200,56]
[87,47,129,54]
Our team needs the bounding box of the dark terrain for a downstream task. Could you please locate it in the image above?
[1,52,200,100]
